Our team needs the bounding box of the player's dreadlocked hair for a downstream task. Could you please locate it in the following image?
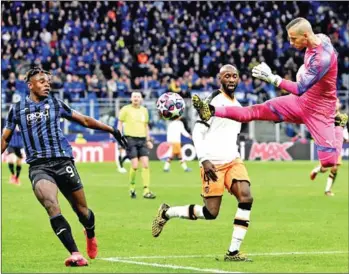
[25,67,51,83]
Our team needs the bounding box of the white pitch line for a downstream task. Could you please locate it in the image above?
[103,250,348,260]
[101,258,238,273]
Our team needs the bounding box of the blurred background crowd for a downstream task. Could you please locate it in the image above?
[2,1,349,106]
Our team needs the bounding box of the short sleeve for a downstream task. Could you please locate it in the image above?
[58,99,73,118]
[144,108,149,123]
[119,107,127,122]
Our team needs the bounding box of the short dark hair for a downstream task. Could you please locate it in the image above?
[286,17,306,31]
[25,67,51,83]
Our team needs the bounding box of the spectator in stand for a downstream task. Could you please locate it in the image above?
[107,72,118,99]
[5,73,17,103]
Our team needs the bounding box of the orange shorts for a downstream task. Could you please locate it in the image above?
[200,158,250,198]
[171,143,182,158]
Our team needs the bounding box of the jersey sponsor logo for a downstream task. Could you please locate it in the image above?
[249,142,294,161]
[26,109,50,125]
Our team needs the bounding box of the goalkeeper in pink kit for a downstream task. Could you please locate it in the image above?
[193,17,348,168]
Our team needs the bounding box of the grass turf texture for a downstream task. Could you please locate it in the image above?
[2,161,348,273]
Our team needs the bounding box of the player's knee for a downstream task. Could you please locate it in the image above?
[203,206,219,220]
[234,182,253,204]
[331,165,338,173]
[239,195,253,204]
[43,199,60,216]
[237,190,253,204]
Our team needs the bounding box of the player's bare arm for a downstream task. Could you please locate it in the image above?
[70,111,114,133]
[70,111,128,148]
[1,128,13,154]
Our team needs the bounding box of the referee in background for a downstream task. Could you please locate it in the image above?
[118,91,156,199]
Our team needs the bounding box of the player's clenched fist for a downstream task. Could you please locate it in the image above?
[112,128,128,148]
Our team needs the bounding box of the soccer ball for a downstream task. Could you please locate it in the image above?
[156,92,185,120]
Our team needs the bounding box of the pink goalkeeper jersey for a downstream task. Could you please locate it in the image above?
[279,34,338,117]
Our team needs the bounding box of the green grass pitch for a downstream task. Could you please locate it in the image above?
[2,161,348,273]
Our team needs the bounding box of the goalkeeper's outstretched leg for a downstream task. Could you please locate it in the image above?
[192,94,303,124]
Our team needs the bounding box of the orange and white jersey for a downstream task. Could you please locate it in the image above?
[166,120,191,143]
[193,90,242,165]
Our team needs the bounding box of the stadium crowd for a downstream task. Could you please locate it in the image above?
[2,1,349,105]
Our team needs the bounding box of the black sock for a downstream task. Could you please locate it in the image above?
[330,171,337,185]
[8,163,14,175]
[16,165,21,177]
[78,209,95,239]
[121,156,128,166]
[118,155,124,168]
[50,214,78,254]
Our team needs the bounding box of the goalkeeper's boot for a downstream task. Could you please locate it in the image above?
[64,252,88,267]
[152,203,170,237]
[192,95,215,122]
[224,251,252,262]
[84,230,98,259]
[335,113,348,127]
[143,191,156,199]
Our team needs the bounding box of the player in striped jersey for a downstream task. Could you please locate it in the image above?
[6,126,24,185]
[1,67,127,267]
